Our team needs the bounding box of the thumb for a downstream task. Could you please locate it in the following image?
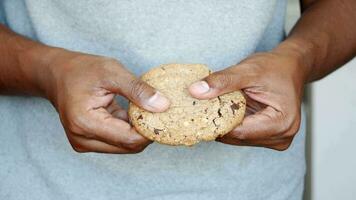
[108,71,170,113]
[188,65,251,99]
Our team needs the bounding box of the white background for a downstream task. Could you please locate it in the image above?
[311,59,356,200]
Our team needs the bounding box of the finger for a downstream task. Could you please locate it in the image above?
[105,69,170,112]
[216,137,291,151]
[217,136,288,147]
[188,64,254,99]
[70,133,149,154]
[244,93,267,116]
[68,134,137,154]
[106,100,128,121]
[74,107,152,150]
[228,106,288,140]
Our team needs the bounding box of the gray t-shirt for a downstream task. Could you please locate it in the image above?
[0,0,306,199]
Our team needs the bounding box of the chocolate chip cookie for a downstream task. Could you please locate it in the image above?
[128,64,246,146]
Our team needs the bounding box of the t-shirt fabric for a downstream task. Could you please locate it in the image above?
[0,1,306,199]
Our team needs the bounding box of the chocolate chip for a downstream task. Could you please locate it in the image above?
[191,119,194,122]
[193,101,196,105]
[212,118,218,127]
[230,102,240,115]
[217,108,222,117]
[137,115,143,120]
[154,128,163,135]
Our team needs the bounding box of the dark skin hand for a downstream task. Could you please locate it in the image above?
[47,52,170,153]
[190,47,305,150]
[0,0,355,153]
[189,0,356,150]
[0,27,170,154]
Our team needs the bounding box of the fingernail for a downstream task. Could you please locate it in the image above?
[147,91,170,111]
[189,81,210,94]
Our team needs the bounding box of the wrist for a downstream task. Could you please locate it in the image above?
[17,42,69,99]
[272,38,317,84]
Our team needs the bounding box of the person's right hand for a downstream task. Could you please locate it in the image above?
[44,50,170,153]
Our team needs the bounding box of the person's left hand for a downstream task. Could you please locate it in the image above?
[189,43,310,151]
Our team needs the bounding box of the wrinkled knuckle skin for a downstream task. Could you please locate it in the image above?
[129,79,150,101]
[292,114,302,134]
[67,116,85,135]
[66,121,79,134]
[274,111,289,134]
[208,72,232,90]
[284,113,302,137]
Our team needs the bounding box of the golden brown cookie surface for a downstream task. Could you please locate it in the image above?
[128,64,246,146]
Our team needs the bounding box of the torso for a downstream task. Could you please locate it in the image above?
[0,1,306,199]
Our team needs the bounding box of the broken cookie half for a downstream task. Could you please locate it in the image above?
[128,64,246,146]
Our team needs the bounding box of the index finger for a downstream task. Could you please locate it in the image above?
[83,108,151,149]
[223,106,286,140]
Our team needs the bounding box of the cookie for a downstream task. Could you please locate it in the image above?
[128,64,246,146]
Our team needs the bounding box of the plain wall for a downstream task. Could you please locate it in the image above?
[311,58,356,200]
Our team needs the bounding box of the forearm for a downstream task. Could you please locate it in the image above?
[277,0,356,82]
[0,24,61,97]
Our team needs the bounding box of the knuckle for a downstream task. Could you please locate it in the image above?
[123,137,148,152]
[73,147,88,153]
[129,79,150,101]
[276,112,290,134]
[127,146,146,154]
[207,72,232,90]
[285,125,300,138]
[67,119,82,134]
[112,137,125,147]
[235,133,247,140]
[274,146,288,151]
[66,113,95,138]
[274,110,295,137]
[101,57,121,70]
[226,130,245,140]
[67,115,86,135]
[69,141,88,153]
[284,113,302,137]
[291,114,302,133]
[273,142,292,151]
